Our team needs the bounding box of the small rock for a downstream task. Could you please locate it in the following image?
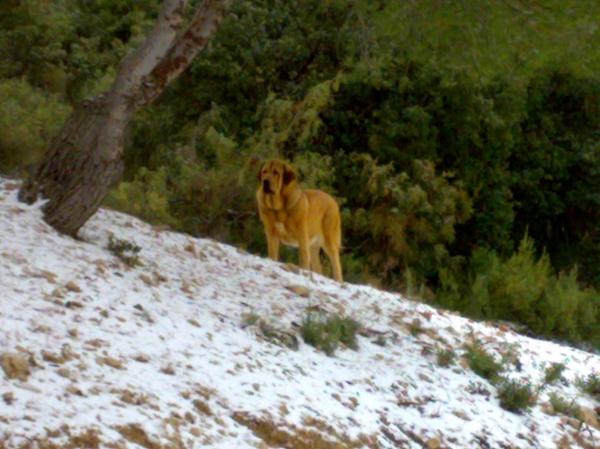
[540,401,555,415]
[132,354,150,363]
[580,405,598,429]
[139,273,154,286]
[281,263,301,274]
[39,270,58,284]
[41,350,64,364]
[65,385,85,397]
[65,301,84,309]
[188,319,201,328]
[418,373,433,383]
[567,417,580,429]
[51,288,66,298]
[285,285,310,298]
[57,368,77,381]
[1,353,30,381]
[181,280,192,294]
[65,281,82,293]
[97,356,125,370]
[160,365,176,375]
[2,392,15,405]
[153,272,168,283]
[422,311,433,321]
[427,437,441,449]
[452,410,471,421]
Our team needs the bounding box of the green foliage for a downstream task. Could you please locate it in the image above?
[437,348,458,368]
[575,372,600,399]
[374,0,600,79]
[0,0,160,101]
[463,342,504,383]
[497,379,537,414]
[301,310,360,356]
[242,311,261,327]
[343,154,472,288]
[439,234,600,349]
[0,79,71,173]
[542,363,567,387]
[107,235,141,267]
[104,165,181,229]
[548,392,579,419]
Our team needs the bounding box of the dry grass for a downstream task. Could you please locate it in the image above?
[232,411,380,449]
[117,424,161,449]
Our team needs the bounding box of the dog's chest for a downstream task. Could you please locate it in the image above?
[273,220,298,246]
[274,222,287,235]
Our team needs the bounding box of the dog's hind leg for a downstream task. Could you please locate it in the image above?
[323,241,342,282]
[310,244,323,275]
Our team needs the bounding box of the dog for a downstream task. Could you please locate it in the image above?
[256,159,343,282]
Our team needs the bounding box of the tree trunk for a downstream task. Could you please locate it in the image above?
[18,0,233,237]
[18,95,127,237]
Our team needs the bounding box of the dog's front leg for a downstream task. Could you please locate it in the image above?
[265,228,280,262]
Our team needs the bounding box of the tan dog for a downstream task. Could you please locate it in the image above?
[256,159,343,282]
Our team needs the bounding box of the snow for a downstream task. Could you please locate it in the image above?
[0,177,599,448]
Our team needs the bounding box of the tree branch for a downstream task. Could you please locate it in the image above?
[133,0,235,109]
[112,0,190,99]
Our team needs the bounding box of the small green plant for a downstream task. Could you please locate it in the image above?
[541,362,567,387]
[107,235,142,267]
[497,378,537,414]
[409,319,425,337]
[463,342,504,383]
[301,311,361,356]
[575,372,600,398]
[437,348,458,367]
[242,311,261,327]
[547,392,579,418]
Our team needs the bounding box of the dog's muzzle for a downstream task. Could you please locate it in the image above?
[262,179,273,194]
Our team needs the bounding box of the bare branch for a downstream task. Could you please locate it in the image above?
[133,0,235,108]
[111,0,190,99]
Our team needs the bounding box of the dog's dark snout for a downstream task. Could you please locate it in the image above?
[263,179,271,193]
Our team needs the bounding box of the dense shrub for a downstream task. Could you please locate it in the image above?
[497,379,537,414]
[301,310,360,356]
[439,235,600,348]
[0,79,71,173]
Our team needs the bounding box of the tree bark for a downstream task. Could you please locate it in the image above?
[18,0,233,237]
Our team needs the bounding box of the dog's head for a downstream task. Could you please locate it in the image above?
[257,159,297,195]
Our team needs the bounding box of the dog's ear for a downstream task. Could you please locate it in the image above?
[282,163,297,186]
[257,162,265,181]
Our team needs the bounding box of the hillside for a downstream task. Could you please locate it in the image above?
[0,177,599,449]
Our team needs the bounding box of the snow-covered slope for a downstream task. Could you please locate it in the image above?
[0,178,599,449]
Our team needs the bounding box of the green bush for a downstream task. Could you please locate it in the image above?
[541,363,567,387]
[0,78,71,173]
[547,392,579,418]
[107,235,142,267]
[497,379,537,414]
[439,234,600,349]
[343,154,472,289]
[301,311,360,356]
[575,372,600,398]
[437,348,458,368]
[463,342,504,383]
